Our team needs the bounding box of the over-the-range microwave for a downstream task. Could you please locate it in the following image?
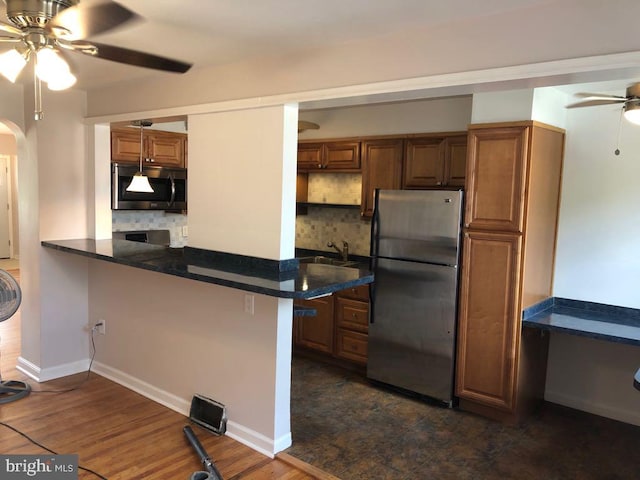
[111,163,187,211]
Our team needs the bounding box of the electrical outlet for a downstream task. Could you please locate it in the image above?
[244,294,255,315]
[95,320,106,335]
[182,226,188,237]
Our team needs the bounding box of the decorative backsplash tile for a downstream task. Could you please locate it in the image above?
[112,211,188,247]
[307,173,361,204]
[297,173,370,256]
[296,207,371,255]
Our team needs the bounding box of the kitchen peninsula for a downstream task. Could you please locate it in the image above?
[41,238,373,299]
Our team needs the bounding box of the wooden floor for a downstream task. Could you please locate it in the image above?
[0,269,333,479]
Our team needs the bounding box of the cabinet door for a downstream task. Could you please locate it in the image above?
[402,137,444,188]
[456,231,522,412]
[294,296,335,354]
[297,143,324,170]
[324,141,361,170]
[360,138,403,217]
[464,126,528,232]
[443,135,468,188]
[146,132,186,167]
[111,128,142,164]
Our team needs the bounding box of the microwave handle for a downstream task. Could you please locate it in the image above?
[168,174,176,206]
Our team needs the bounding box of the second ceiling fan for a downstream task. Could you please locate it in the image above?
[566,82,640,125]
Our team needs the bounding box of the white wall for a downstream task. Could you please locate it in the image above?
[16,87,91,381]
[188,105,298,259]
[299,96,472,139]
[547,91,640,425]
[554,101,640,307]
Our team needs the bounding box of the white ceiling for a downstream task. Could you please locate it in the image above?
[0,0,560,90]
[0,0,637,121]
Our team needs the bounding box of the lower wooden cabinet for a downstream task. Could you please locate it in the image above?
[294,284,370,366]
[455,231,522,412]
[294,295,335,354]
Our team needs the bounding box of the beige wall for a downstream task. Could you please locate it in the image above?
[0,133,19,257]
[88,261,292,454]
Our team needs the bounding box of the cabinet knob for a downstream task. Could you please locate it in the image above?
[317,163,322,168]
[352,313,357,318]
[436,181,442,186]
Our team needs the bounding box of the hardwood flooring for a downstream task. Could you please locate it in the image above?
[0,269,330,480]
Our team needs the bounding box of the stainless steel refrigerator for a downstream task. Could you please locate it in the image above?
[367,189,463,405]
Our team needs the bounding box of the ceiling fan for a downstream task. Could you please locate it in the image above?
[0,0,192,119]
[566,82,640,125]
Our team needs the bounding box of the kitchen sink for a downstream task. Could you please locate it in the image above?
[298,255,358,268]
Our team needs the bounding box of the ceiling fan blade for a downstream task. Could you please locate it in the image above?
[566,99,627,108]
[47,1,141,41]
[572,92,627,101]
[0,21,22,37]
[71,41,192,73]
[0,36,21,43]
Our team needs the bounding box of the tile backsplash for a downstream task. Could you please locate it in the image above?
[112,211,188,247]
[307,173,361,204]
[296,207,371,255]
[296,173,371,256]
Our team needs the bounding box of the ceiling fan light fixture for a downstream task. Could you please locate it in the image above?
[0,49,28,83]
[623,101,640,125]
[47,70,76,90]
[35,47,72,85]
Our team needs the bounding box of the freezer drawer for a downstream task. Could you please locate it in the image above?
[367,257,458,403]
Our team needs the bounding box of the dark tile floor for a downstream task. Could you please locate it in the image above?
[286,356,640,480]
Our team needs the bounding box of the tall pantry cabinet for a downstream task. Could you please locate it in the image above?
[455,121,565,422]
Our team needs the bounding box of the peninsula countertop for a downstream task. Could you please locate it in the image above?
[42,238,374,299]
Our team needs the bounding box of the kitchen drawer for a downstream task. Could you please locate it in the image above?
[335,328,368,364]
[336,284,370,302]
[335,297,369,333]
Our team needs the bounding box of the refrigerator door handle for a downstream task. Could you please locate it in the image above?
[370,189,381,258]
[369,257,377,324]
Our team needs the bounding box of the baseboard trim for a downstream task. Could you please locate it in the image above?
[91,361,191,416]
[91,361,285,456]
[16,356,90,382]
[545,390,640,426]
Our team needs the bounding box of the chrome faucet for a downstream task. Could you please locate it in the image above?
[327,240,349,261]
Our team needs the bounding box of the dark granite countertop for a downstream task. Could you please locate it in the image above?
[522,297,640,347]
[42,239,373,299]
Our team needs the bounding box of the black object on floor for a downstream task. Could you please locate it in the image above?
[183,425,223,480]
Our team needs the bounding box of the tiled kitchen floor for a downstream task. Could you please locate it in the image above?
[286,355,640,480]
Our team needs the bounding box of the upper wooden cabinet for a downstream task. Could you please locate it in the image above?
[360,138,404,217]
[402,133,467,189]
[456,121,565,423]
[464,126,528,232]
[111,127,187,168]
[297,140,360,171]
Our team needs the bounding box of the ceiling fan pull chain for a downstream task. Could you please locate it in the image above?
[614,106,623,156]
[33,61,43,121]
